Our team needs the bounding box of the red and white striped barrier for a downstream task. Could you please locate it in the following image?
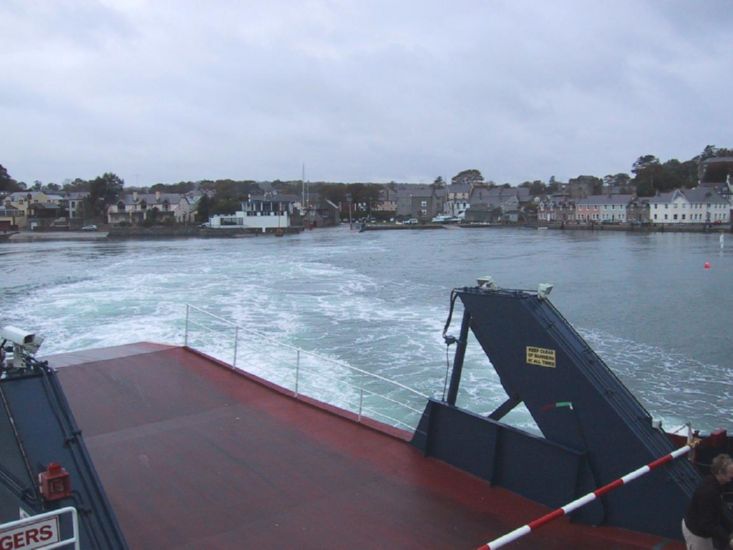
[477,445,692,550]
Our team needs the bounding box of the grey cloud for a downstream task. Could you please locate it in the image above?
[1,0,731,185]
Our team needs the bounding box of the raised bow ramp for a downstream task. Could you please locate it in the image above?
[413,285,699,539]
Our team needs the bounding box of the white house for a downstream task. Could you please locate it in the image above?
[648,188,729,224]
[444,183,470,217]
[64,192,89,223]
[107,191,202,226]
[208,194,294,231]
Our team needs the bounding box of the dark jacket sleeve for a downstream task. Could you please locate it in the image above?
[685,477,731,543]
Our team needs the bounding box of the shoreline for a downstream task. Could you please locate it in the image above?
[6,231,109,242]
[3,222,730,242]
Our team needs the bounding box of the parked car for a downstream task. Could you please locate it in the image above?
[404,218,419,225]
[81,225,98,231]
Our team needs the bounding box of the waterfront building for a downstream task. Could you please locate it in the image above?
[467,186,530,223]
[575,194,633,223]
[107,191,184,226]
[444,182,470,217]
[648,188,730,224]
[537,195,576,224]
[5,191,66,229]
[699,156,733,200]
[208,193,295,231]
[392,184,442,221]
[63,192,90,225]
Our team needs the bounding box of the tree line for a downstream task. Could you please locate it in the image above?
[1,144,730,219]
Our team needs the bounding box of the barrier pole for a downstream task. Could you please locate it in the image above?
[478,445,692,550]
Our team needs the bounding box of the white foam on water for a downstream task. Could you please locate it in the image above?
[2,228,731,433]
[580,328,733,431]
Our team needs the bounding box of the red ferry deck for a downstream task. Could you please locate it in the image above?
[46,343,684,549]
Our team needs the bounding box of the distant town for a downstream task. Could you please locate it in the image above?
[1,146,732,235]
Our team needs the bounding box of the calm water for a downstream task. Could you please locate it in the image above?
[1,226,731,432]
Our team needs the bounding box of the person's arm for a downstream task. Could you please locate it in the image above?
[695,492,730,542]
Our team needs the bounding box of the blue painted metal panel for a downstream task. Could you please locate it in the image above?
[0,365,127,548]
[413,285,701,539]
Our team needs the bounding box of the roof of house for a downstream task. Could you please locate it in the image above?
[575,194,634,206]
[248,193,298,203]
[649,188,727,205]
[469,186,525,207]
[446,182,471,195]
[395,184,435,199]
[120,193,182,206]
[8,191,50,201]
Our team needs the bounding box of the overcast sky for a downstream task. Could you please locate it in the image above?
[2,1,731,187]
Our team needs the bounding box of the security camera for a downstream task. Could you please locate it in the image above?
[537,283,554,299]
[476,275,498,290]
[1,325,44,369]
[1,326,36,346]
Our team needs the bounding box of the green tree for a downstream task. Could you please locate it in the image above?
[451,169,483,186]
[62,178,89,192]
[658,159,696,192]
[196,194,211,222]
[603,173,631,189]
[319,183,347,205]
[151,181,195,194]
[632,155,662,197]
[88,172,125,217]
[528,180,546,195]
[695,145,733,162]
[0,164,21,192]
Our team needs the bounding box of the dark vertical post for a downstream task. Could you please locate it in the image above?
[446,309,471,405]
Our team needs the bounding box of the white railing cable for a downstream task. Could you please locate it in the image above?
[184,304,431,429]
[185,305,428,399]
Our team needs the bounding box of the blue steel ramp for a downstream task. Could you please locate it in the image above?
[414,285,699,540]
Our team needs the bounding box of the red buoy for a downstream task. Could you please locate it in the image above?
[704,261,711,270]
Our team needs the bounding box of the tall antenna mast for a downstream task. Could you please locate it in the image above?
[304,163,309,208]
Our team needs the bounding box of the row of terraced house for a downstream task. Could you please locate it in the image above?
[537,188,731,226]
[374,180,731,227]
[536,158,733,226]
[0,190,202,230]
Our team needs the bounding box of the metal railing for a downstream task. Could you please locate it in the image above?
[183,304,433,431]
[0,506,79,549]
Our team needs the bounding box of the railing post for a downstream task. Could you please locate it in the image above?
[71,507,80,550]
[184,304,189,347]
[295,350,300,396]
[233,327,239,368]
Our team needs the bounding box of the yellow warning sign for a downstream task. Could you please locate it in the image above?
[526,346,556,368]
